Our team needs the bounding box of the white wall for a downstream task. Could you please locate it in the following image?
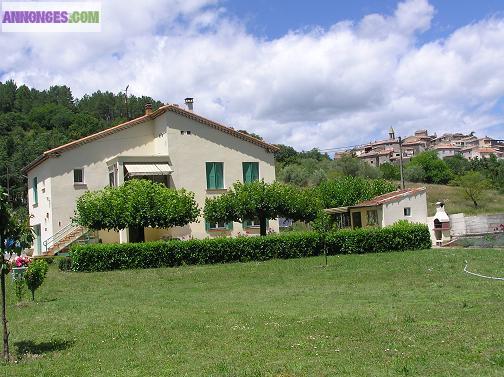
[155,111,278,239]
[382,191,427,227]
[27,110,278,244]
[27,162,53,255]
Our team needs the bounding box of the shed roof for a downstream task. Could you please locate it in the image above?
[351,187,426,208]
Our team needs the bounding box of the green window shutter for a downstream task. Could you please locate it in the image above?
[243,162,259,183]
[243,219,252,228]
[205,221,210,231]
[216,162,224,189]
[251,162,259,181]
[243,162,251,183]
[206,162,216,189]
[32,177,38,205]
[225,222,233,230]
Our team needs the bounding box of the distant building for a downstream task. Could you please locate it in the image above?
[339,128,503,165]
[324,187,427,230]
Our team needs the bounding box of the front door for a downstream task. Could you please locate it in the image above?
[351,212,362,229]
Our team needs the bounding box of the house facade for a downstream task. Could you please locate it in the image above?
[325,187,427,229]
[23,102,279,255]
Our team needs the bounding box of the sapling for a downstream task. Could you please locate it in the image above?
[25,260,49,301]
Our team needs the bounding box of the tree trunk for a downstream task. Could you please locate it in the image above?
[259,214,267,237]
[0,241,9,361]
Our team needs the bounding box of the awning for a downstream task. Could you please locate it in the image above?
[324,207,349,214]
[124,163,173,176]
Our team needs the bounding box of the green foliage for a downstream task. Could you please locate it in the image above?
[24,260,49,301]
[404,164,426,182]
[0,81,163,207]
[468,155,504,192]
[204,180,320,236]
[75,179,200,232]
[444,154,470,176]
[0,187,34,255]
[70,222,431,272]
[407,151,453,184]
[14,278,26,302]
[379,162,401,180]
[58,257,73,272]
[315,176,396,208]
[456,171,490,207]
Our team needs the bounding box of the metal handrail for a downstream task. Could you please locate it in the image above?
[42,223,82,252]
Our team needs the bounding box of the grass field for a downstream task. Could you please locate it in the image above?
[1,249,503,376]
[407,182,504,216]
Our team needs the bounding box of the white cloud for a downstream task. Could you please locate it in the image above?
[1,0,503,150]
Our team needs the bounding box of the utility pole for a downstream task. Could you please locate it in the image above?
[398,136,405,190]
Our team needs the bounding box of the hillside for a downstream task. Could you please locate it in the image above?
[407,182,504,216]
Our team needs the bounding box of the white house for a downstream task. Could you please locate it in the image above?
[23,100,279,255]
[325,187,427,229]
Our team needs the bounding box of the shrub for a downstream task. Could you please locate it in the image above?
[58,257,72,272]
[70,222,431,272]
[24,260,49,301]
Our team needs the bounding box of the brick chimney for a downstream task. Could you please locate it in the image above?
[145,103,153,115]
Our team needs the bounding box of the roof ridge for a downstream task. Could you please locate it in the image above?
[23,105,279,173]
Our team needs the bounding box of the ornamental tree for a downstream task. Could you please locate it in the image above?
[0,187,34,361]
[204,180,320,236]
[75,179,200,241]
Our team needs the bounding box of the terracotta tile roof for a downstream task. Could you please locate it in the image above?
[351,187,426,208]
[433,144,461,149]
[477,147,499,153]
[23,105,279,173]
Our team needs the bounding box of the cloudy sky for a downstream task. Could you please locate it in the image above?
[1,0,504,151]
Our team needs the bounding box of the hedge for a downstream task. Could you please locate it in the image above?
[70,222,431,272]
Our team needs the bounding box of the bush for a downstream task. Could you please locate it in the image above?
[58,257,73,271]
[25,260,49,301]
[70,222,431,272]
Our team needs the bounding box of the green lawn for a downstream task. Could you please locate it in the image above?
[1,249,503,376]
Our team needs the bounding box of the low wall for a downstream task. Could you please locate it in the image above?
[428,213,504,239]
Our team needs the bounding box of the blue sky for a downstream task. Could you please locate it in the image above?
[0,0,503,150]
[225,0,504,42]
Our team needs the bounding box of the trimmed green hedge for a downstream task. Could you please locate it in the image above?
[70,222,431,272]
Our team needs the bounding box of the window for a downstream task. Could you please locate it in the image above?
[206,162,224,189]
[367,210,378,226]
[206,221,232,231]
[180,130,192,135]
[244,217,266,228]
[74,168,84,184]
[404,207,411,217]
[242,162,259,183]
[32,177,38,205]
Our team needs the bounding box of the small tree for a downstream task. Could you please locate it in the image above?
[457,171,489,208]
[75,179,200,241]
[204,181,320,236]
[0,187,34,360]
[24,260,49,301]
